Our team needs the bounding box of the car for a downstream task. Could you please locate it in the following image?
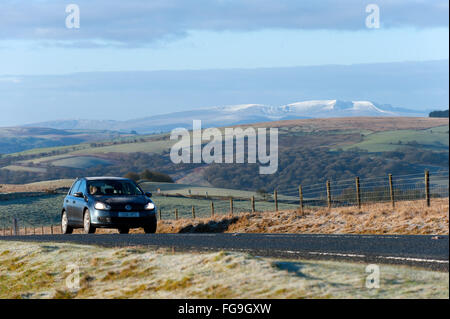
[61,177,157,234]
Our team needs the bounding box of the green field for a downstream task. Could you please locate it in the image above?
[7,133,171,158]
[50,156,112,169]
[8,135,173,172]
[152,196,297,220]
[141,182,260,198]
[2,165,47,173]
[78,139,173,155]
[343,125,449,152]
[0,194,65,227]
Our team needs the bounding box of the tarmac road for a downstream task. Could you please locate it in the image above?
[1,233,448,271]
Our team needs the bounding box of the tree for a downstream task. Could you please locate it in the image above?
[429,110,449,118]
[140,169,174,183]
[124,172,140,182]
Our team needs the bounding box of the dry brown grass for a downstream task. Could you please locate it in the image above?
[0,179,73,193]
[155,198,449,235]
[240,117,449,132]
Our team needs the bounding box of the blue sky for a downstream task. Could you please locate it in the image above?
[1,27,448,75]
[0,0,448,125]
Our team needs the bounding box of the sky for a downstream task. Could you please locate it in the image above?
[0,0,448,126]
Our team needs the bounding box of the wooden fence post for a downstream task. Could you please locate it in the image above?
[425,170,430,207]
[33,227,36,235]
[229,197,233,216]
[298,185,304,216]
[175,209,178,220]
[251,196,255,213]
[41,226,44,235]
[355,177,361,209]
[326,181,332,209]
[210,202,215,218]
[389,174,395,208]
[192,206,196,219]
[12,218,17,236]
[158,209,162,220]
[51,225,54,235]
[274,190,278,212]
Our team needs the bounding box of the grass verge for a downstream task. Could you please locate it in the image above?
[0,241,448,299]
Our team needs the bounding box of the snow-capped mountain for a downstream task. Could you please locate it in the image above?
[25,100,426,134]
[280,100,397,117]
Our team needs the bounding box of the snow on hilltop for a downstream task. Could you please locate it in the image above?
[25,100,424,133]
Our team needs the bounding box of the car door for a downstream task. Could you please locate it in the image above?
[72,179,87,226]
[65,180,80,225]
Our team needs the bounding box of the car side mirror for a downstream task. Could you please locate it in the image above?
[73,192,84,198]
[145,192,152,198]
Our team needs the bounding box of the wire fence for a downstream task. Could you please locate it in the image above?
[0,169,448,235]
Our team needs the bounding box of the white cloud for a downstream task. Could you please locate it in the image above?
[0,77,21,84]
[0,0,447,47]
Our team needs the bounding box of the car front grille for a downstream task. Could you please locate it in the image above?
[108,204,146,212]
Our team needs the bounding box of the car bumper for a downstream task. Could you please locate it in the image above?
[91,210,157,228]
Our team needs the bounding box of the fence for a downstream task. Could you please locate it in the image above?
[0,170,448,236]
[276,169,448,209]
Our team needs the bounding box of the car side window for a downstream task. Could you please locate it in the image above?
[69,180,80,195]
[78,180,87,195]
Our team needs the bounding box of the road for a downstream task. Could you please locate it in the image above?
[1,233,448,271]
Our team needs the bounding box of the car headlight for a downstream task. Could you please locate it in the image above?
[144,202,155,210]
[94,202,111,210]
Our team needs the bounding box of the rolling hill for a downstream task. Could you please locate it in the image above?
[0,117,448,190]
[0,127,134,154]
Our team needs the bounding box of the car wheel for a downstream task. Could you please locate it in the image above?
[61,211,73,234]
[83,210,96,234]
[118,227,129,234]
[143,222,157,234]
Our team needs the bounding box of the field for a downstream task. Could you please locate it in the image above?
[1,165,47,173]
[0,241,448,299]
[0,179,73,193]
[50,156,112,169]
[0,194,66,227]
[342,125,449,152]
[0,127,133,155]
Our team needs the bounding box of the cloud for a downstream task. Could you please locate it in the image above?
[0,0,448,47]
[0,77,21,84]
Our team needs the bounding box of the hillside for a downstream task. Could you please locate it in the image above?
[0,117,448,190]
[0,127,134,154]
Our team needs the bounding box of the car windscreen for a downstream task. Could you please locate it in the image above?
[87,180,143,196]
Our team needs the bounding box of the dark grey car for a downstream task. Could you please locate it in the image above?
[61,177,157,234]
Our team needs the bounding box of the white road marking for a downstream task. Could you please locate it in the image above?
[377,256,449,264]
[282,250,448,265]
[308,251,366,258]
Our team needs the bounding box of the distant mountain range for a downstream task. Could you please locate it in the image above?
[25,100,427,134]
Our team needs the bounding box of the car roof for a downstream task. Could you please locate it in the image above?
[83,177,132,181]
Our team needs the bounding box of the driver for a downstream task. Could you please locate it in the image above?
[89,185,101,195]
